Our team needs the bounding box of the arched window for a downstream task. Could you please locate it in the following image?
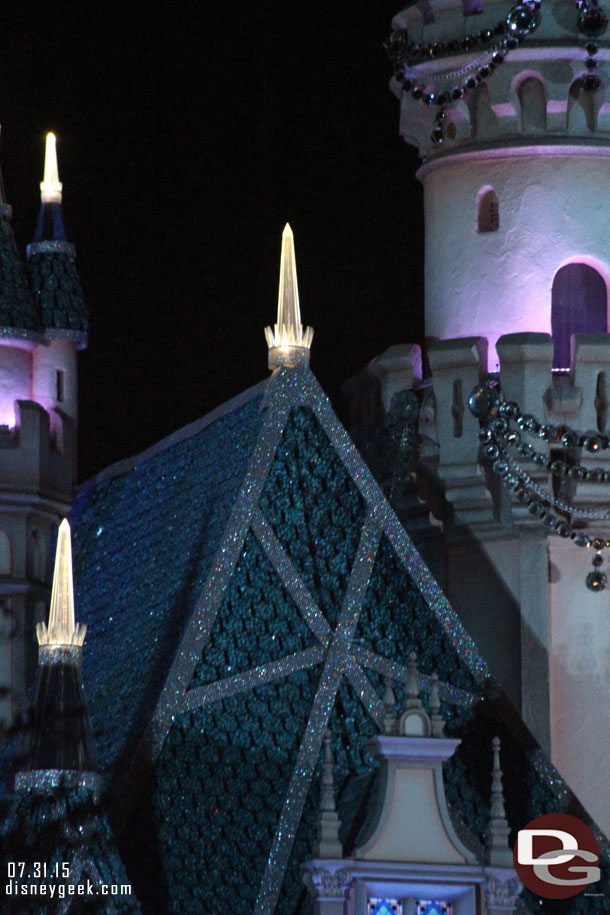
[551,263,607,368]
[477,187,499,233]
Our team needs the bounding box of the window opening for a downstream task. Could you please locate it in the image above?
[478,188,499,232]
[551,263,607,369]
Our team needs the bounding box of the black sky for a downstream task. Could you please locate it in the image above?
[0,1,424,482]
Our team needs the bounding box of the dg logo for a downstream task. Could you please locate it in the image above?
[514,813,601,899]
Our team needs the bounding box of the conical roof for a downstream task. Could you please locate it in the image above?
[22,519,96,774]
[0,204,43,335]
[27,134,88,346]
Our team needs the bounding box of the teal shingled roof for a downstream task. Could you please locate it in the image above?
[28,250,88,336]
[69,383,266,781]
[50,368,610,912]
[1,783,141,913]
[0,208,42,333]
[27,200,88,339]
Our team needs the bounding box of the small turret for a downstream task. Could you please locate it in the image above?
[486,736,513,868]
[3,520,140,911]
[27,132,88,346]
[265,223,313,368]
[18,518,96,777]
[314,729,343,859]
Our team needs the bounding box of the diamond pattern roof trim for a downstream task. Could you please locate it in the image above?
[117,365,491,912]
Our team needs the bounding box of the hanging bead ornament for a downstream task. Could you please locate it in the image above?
[506,1,542,36]
[577,0,608,38]
[469,382,610,590]
[576,0,608,88]
[586,545,608,591]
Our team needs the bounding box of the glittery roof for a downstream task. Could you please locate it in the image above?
[28,250,88,338]
[27,201,88,340]
[1,783,141,912]
[69,383,267,780]
[34,368,610,911]
[0,209,42,333]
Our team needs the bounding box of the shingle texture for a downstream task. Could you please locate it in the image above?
[0,215,41,331]
[6,374,607,915]
[28,251,88,334]
[1,784,141,913]
[70,391,265,779]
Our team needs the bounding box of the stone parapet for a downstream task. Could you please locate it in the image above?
[391,0,610,159]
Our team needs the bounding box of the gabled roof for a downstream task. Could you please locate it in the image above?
[67,366,610,913]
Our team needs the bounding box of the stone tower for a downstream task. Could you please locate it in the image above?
[0,133,87,731]
[346,0,610,838]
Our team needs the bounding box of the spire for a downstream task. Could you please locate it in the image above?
[27,132,88,345]
[16,518,97,776]
[429,671,446,738]
[383,675,397,735]
[487,736,513,867]
[264,223,313,368]
[314,729,343,858]
[40,132,62,204]
[398,652,432,737]
[36,519,86,649]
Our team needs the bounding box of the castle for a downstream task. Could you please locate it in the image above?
[1,1,610,912]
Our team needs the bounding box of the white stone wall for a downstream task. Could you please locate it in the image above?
[0,343,32,428]
[420,150,610,369]
[548,535,610,834]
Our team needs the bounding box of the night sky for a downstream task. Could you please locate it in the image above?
[0,1,424,482]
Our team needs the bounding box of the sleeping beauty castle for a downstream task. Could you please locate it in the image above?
[3,0,610,912]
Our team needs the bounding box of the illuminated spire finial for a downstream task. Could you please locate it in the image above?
[40,132,62,205]
[36,519,86,648]
[264,223,313,368]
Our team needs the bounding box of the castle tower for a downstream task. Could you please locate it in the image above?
[2,520,140,911]
[0,133,87,732]
[341,0,610,840]
[389,0,610,370]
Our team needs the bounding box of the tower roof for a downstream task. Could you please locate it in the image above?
[21,519,96,775]
[0,203,43,337]
[27,133,88,346]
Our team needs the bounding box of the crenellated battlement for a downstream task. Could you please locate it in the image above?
[416,333,610,527]
[0,400,74,497]
[392,0,610,157]
[346,334,610,531]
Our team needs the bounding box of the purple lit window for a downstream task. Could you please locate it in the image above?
[551,263,607,369]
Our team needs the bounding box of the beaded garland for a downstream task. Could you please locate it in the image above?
[469,381,610,590]
[386,0,608,145]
